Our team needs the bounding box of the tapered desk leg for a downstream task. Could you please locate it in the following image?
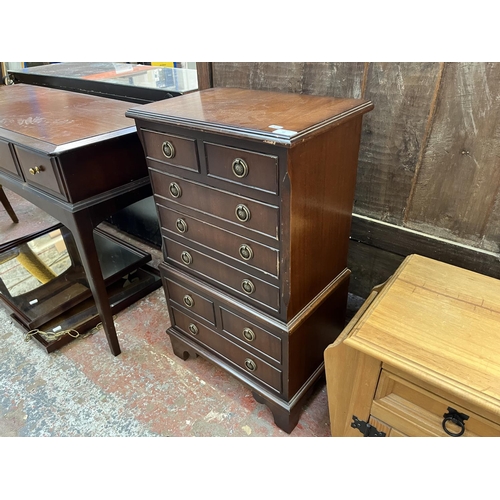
[70,215,121,356]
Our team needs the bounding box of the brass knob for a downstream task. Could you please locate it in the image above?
[244,358,257,372]
[162,141,176,159]
[181,251,193,265]
[188,323,199,335]
[176,218,188,233]
[169,182,182,198]
[235,204,251,223]
[232,158,249,178]
[183,295,194,308]
[242,328,256,342]
[241,279,255,295]
[238,244,253,261]
[29,166,43,175]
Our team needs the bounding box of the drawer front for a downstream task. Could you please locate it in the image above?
[14,147,64,197]
[0,140,21,178]
[220,307,282,363]
[205,142,279,194]
[371,370,500,437]
[171,307,282,392]
[150,169,279,240]
[157,204,279,278]
[142,129,199,172]
[163,236,280,312]
[163,276,215,325]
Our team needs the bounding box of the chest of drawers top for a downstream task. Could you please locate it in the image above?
[126,87,373,146]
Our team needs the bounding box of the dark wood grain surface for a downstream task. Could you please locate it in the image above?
[0,84,135,148]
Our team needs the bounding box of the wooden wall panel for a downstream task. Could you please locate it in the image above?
[406,62,500,248]
[354,62,441,224]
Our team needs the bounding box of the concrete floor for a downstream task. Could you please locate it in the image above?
[0,187,336,437]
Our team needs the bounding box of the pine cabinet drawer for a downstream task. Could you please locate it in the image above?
[163,236,280,313]
[205,142,279,194]
[371,370,500,437]
[142,129,199,172]
[157,204,279,278]
[150,170,280,240]
[171,306,282,392]
[14,146,65,198]
[162,275,215,325]
[0,140,22,179]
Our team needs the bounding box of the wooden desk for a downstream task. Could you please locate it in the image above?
[0,84,155,356]
[325,254,500,436]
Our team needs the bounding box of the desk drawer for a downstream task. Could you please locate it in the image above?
[163,236,280,313]
[171,306,282,392]
[371,370,500,437]
[14,147,65,198]
[142,129,199,172]
[157,204,279,278]
[205,142,279,194]
[0,140,21,179]
[150,170,279,240]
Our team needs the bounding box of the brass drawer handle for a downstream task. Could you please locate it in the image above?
[29,166,43,175]
[232,158,249,178]
[181,251,193,265]
[242,328,255,342]
[183,295,194,308]
[244,358,257,372]
[238,244,253,261]
[188,323,199,335]
[235,204,251,223]
[176,218,188,233]
[162,140,176,159]
[241,279,255,295]
[169,182,182,198]
[442,407,469,437]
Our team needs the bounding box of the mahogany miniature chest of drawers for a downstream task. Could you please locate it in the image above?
[127,88,373,432]
[325,254,500,437]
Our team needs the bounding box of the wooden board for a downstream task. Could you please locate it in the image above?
[406,63,500,247]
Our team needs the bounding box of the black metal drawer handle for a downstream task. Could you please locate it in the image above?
[442,407,469,437]
[238,244,253,261]
[183,295,194,308]
[181,251,193,265]
[241,279,255,295]
[242,327,255,342]
[244,358,257,372]
[176,218,188,233]
[235,204,251,223]
[169,182,182,198]
[162,140,176,159]
[188,323,199,335]
[232,158,249,178]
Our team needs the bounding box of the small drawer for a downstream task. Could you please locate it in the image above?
[163,236,280,313]
[14,146,64,197]
[0,140,22,179]
[371,370,500,437]
[157,204,279,278]
[220,307,282,363]
[142,129,199,172]
[205,142,279,194]
[163,276,215,325]
[171,307,282,392]
[150,170,279,240]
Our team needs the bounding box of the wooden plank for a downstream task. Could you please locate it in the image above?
[354,62,441,224]
[196,63,213,90]
[406,62,500,246]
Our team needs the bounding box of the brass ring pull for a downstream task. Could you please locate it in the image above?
[238,244,253,261]
[235,204,251,223]
[442,407,469,437]
[176,218,188,233]
[244,358,257,372]
[162,141,176,159]
[241,279,255,295]
[181,251,193,265]
[29,166,43,175]
[231,158,249,178]
[169,182,182,198]
[242,328,256,342]
[188,323,199,335]
[183,295,194,308]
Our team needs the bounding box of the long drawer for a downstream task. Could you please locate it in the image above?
[149,169,280,240]
[157,203,279,278]
[170,306,282,392]
[163,236,280,313]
